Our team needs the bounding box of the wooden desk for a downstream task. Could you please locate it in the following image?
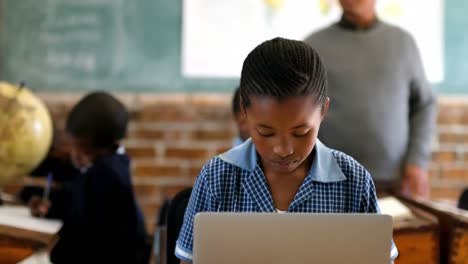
[0,205,61,264]
[399,196,468,264]
[151,199,441,264]
[0,225,56,263]
[392,203,439,264]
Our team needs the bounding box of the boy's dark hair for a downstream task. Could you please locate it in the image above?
[239,37,328,109]
[66,92,128,149]
[232,86,241,116]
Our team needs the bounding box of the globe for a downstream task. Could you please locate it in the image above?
[0,82,53,185]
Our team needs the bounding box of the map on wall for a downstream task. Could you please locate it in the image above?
[182,0,444,82]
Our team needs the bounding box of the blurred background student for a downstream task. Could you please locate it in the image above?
[29,92,148,264]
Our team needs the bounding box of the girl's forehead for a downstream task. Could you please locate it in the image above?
[247,96,323,124]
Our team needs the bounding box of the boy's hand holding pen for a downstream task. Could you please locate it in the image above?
[29,172,53,217]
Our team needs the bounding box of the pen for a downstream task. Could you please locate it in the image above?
[43,172,53,202]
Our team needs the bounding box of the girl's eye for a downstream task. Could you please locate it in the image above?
[293,130,310,137]
[256,129,274,138]
[258,132,274,138]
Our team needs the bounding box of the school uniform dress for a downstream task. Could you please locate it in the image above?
[50,152,147,264]
[175,139,398,262]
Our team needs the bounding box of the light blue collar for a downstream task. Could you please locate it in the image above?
[232,136,245,148]
[218,138,346,183]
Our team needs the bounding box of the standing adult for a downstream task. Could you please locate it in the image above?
[305,0,436,198]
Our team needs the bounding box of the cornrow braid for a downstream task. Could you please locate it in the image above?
[239,37,328,109]
[232,86,241,116]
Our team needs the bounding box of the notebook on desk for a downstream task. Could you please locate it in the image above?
[194,213,393,264]
[0,205,62,234]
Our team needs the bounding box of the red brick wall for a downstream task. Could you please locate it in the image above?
[431,97,468,201]
[5,93,468,233]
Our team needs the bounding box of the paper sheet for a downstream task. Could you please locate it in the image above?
[378,197,414,220]
[0,205,62,234]
[17,251,51,264]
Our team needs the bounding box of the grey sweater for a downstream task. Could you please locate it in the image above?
[305,20,436,183]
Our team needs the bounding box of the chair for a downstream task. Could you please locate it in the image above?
[458,188,468,210]
[165,188,193,264]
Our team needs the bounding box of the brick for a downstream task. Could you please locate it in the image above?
[438,132,468,144]
[438,132,458,144]
[430,187,463,201]
[190,164,205,178]
[138,105,195,122]
[145,218,157,234]
[195,106,232,121]
[162,184,193,198]
[140,203,162,219]
[437,99,468,125]
[133,164,184,177]
[191,130,234,141]
[126,146,157,159]
[165,147,209,159]
[133,184,161,198]
[437,101,466,125]
[132,128,164,140]
[437,113,462,125]
[215,146,231,155]
[139,201,162,234]
[432,150,457,163]
[462,113,468,125]
[130,125,183,141]
[440,165,468,181]
[190,94,230,105]
[428,165,440,181]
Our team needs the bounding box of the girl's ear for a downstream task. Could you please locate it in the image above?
[321,97,330,120]
[239,95,247,118]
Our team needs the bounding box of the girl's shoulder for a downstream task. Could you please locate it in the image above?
[196,156,249,185]
[329,149,373,184]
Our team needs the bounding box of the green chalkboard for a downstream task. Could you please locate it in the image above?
[0,0,237,92]
[0,0,467,93]
[437,0,468,94]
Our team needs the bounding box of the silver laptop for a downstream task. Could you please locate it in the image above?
[193,213,393,264]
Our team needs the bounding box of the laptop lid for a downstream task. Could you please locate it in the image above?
[193,213,392,264]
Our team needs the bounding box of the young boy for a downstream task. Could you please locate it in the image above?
[176,38,398,263]
[30,92,147,263]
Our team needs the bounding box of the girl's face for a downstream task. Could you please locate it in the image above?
[244,95,329,176]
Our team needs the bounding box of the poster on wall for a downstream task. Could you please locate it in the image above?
[182,0,444,83]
